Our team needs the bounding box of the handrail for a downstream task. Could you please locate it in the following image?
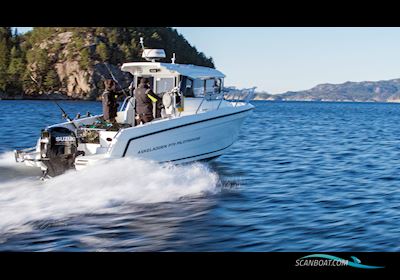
[216,93,225,110]
[195,92,223,114]
[244,87,256,103]
[195,87,256,114]
[119,96,132,112]
[224,87,256,105]
[195,96,206,114]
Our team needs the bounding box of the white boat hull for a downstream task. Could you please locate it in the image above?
[16,98,255,173]
[113,105,253,163]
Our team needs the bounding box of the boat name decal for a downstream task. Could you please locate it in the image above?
[137,137,201,154]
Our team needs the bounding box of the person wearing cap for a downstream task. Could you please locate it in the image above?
[134,78,161,125]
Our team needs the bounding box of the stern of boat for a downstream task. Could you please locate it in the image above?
[14,146,48,170]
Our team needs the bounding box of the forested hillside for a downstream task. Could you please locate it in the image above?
[0,27,214,100]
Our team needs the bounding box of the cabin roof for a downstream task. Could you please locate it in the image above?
[121,62,225,79]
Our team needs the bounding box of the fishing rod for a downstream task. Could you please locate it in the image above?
[27,68,78,127]
[54,101,78,128]
[104,62,129,97]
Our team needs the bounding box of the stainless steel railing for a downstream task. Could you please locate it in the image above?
[196,87,256,114]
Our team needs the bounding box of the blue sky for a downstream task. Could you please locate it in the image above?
[176,27,400,93]
[15,27,400,93]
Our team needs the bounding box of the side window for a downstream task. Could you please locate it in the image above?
[185,79,194,97]
[137,76,154,89]
[179,76,194,97]
[214,78,222,93]
[205,79,215,94]
[193,79,205,97]
[156,77,175,94]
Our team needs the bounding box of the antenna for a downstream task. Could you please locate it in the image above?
[139,37,145,51]
[140,37,152,62]
[171,53,176,64]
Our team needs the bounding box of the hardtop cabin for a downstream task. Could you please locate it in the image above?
[121,62,226,98]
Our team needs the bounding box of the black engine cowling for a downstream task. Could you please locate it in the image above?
[40,127,78,177]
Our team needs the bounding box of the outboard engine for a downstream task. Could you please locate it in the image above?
[40,127,79,177]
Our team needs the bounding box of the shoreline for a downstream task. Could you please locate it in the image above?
[0,99,100,102]
[2,91,400,103]
[2,98,400,104]
[0,93,99,102]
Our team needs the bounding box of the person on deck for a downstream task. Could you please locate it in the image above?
[134,78,161,125]
[102,79,119,123]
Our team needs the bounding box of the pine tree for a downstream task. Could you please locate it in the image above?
[7,46,25,91]
[0,27,12,47]
[108,28,119,45]
[43,68,59,91]
[0,38,9,91]
[26,48,50,90]
[96,42,109,62]
[79,47,91,70]
[11,28,20,48]
[120,43,132,61]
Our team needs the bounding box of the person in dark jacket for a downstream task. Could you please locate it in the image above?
[102,79,119,123]
[134,78,161,125]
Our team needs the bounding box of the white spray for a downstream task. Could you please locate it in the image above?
[0,152,219,235]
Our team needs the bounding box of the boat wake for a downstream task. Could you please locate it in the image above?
[0,152,219,235]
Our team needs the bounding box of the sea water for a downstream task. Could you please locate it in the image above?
[0,100,400,251]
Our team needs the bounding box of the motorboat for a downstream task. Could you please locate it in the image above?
[14,44,255,177]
